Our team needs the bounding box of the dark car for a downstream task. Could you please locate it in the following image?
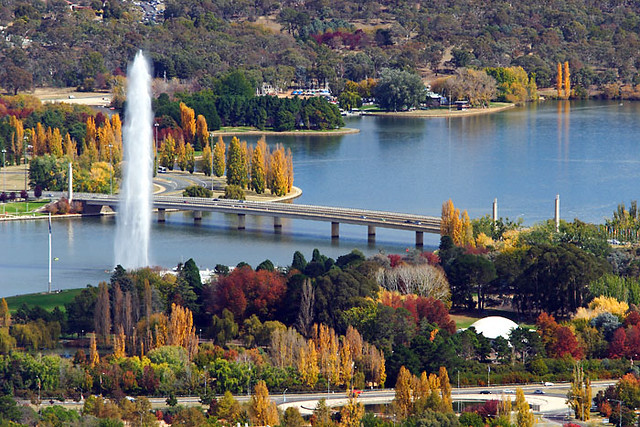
[479,390,491,394]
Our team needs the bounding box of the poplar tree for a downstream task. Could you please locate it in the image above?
[89,334,99,367]
[49,128,63,158]
[94,282,111,347]
[0,298,10,327]
[250,381,279,426]
[201,143,212,176]
[226,137,248,188]
[339,396,364,427]
[195,114,208,151]
[439,366,453,413]
[251,143,266,194]
[556,63,563,98]
[185,142,195,174]
[564,61,571,99]
[213,136,226,177]
[394,366,413,419]
[160,135,176,170]
[176,139,186,171]
[64,133,76,159]
[568,362,591,421]
[34,123,46,156]
[516,387,534,426]
[180,102,196,145]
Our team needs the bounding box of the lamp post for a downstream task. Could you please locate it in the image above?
[283,388,288,403]
[1,149,5,193]
[108,144,113,194]
[210,139,214,191]
[23,140,29,192]
[154,122,159,172]
[487,365,490,387]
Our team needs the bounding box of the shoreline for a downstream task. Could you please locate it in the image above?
[365,103,516,118]
[211,128,359,136]
[0,185,302,222]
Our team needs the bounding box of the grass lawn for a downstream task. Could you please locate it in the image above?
[4,288,83,313]
[451,308,535,330]
[1,200,50,216]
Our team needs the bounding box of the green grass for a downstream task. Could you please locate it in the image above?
[4,288,83,313]
[1,200,50,216]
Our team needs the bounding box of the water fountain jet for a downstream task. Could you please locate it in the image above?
[114,51,153,268]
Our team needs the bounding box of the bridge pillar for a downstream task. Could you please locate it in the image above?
[238,214,246,230]
[157,208,166,222]
[274,217,282,229]
[415,231,424,247]
[331,222,340,239]
[193,210,202,221]
[368,225,376,242]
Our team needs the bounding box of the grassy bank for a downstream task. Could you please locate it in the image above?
[0,200,50,217]
[5,288,83,313]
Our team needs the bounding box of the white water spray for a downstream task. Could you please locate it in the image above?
[114,51,153,268]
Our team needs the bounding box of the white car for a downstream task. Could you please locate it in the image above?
[544,382,554,386]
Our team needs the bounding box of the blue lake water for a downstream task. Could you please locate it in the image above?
[1,100,638,296]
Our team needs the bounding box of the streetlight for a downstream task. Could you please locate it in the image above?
[210,139,214,191]
[283,388,288,403]
[23,140,30,192]
[487,365,490,387]
[108,144,113,195]
[154,122,159,173]
[1,149,5,194]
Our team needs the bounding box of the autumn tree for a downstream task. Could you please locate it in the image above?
[64,133,77,159]
[180,102,196,146]
[195,115,208,151]
[394,366,413,419]
[9,116,24,165]
[251,140,266,194]
[168,303,198,359]
[185,143,195,174]
[515,387,534,426]
[49,128,63,158]
[250,380,279,426]
[113,325,126,358]
[564,61,571,99]
[439,366,453,413]
[339,395,364,427]
[269,144,288,196]
[201,143,212,176]
[94,282,111,347]
[226,136,248,188]
[176,139,187,171]
[213,136,226,177]
[568,362,591,421]
[556,63,563,98]
[89,334,99,367]
[160,135,176,170]
[0,298,10,327]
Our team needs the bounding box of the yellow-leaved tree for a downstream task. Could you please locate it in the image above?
[394,366,413,420]
[201,143,212,176]
[564,61,571,99]
[213,136,226,177]
[167,303,198,359]
[250,380,279,426]
[556,63,563,98]
[567,362,591,421]
[195,114,208,151]
[180,102,196,145]
[516,387,534,426]
[0,298,10,327]
[339,395,364,427]
[64,133,77,159]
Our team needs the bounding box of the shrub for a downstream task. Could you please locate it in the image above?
[20,190,28,200]
[183,185,212,198]
[8,192,15,200]
[223,185,245,200]
[34,185,42,198]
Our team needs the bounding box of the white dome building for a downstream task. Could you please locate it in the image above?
[469,316,518,340]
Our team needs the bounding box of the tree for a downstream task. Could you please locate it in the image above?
[394,366,413,419]
[180,102,196,145]
[374,68,426,112]
[282,407,305,427]
[444,68,497,107]
[339,396,364,427]
[515,387,534,427]
[176,139,187,171]
[564,61,571,99]
[185,142,195,174]
[201,143,212,176]
[251,139,266,194]
[1,65,33,95]
[250,380,279,426]
[0,299,10,328]
[94,281,111,347]
[183,185,212,198]
[226,137,248,187]
[567,362,591,421]
[195,114,208,151]
[160,135,176,170]
[213,136,226,177]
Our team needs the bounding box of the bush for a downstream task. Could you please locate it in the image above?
[223,185,245,200]
[34,185,42,198]
[183,185,213,198]
[0,192,6,203]
[20,190,28,200]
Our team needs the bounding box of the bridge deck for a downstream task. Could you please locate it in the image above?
[74,193,442,234]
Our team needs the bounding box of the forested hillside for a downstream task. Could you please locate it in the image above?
[0,0,639,92]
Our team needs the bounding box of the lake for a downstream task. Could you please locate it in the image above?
[1,100,638,296]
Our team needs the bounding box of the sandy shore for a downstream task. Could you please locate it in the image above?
[31,88,112,107]
[366,103,516,118]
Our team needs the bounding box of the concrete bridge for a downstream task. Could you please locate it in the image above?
[74,193,441,246]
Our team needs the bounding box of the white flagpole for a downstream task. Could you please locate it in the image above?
[48,212,52,293]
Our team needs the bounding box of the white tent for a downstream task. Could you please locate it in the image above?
[469,316,518,340]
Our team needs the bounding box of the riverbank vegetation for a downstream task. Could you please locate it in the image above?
[5,196,640,424]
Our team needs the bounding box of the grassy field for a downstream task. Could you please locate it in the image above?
[4,288,83,313]
[1,200,50,216]
[451,308,535,330]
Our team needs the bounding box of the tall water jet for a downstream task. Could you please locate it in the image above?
[114,51,153,268]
